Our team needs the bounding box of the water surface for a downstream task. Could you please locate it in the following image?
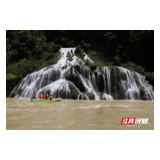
[6,98,154,130]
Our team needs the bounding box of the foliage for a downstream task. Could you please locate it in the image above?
[44,52,54,61]
[74,46,85,60]
[75,46,81,54]
[66,51,73,61]
[6,74,18,81]
[87,50,108,67]
[144,72,154,87]
[82,43,90,52]
[53,44,62,53]
[121,61,145,74]
[6,30,154,96]
[6,74,20,97]
[7,30,153,72]
[114,54,121,65]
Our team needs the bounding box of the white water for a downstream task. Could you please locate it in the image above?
[10,48,154,100]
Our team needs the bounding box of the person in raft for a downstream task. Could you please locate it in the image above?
[46,94,48,99]
[40,94,42,99]
[49,94,52,100]
[42,94,45,99]
[33,94,37,99]
[44,94,46,99]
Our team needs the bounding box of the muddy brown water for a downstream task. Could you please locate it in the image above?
[6,98,154,130]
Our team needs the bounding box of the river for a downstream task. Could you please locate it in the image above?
[6,98,154,130]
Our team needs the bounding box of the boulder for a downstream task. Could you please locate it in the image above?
[139,86,145,97]
[85,92,95,100]
[78,92,95,100]
[74,65,80,73]
[69,83,80,99]
[78,93,88,100]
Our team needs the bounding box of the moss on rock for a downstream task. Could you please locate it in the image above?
[69,83,80,99]
[85,92,95,100]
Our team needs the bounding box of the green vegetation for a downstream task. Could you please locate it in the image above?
[114,54,121,65]
[121,61,154,86]
[74,46,85,60]
[86,50,108,67]
[144,72,154,87]
[6,74,18,81]
[6,74,20,97]
[121,61,145,75]
[69,83,80,99]
[66,51,73,61]
[6,30,154,96]
[6,51,60,79]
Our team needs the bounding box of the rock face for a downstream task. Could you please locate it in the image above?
[69,83,80,99]
[139,86,145,98]
[78,92,95,100]
[78,93,89,100]
[9,48,154,100]
[85,92,95,100]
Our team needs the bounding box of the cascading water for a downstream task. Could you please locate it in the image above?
[9,48,154,100]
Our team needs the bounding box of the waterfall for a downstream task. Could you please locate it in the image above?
[9,48,154,100]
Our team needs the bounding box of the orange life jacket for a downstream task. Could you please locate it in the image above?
[49,95,52,99]
[40,95,42,99]
[34,95,37,98]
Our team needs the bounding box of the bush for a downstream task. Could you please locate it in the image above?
[144,72,154,87]
[44,52,54,61]
[47,58,57,65]
[53,44,62,53]
[107,62,114,66]
[82,43,90,52]
[75,46,85,60]
[6,74,18,81]
[6,58,38,78]
[121,61,145,74]
[6,63,17,75]
[68,40,75,47]
[47,42,55,52]
[34,44,43,54]
[103,32,117,40]
[6,74,21,97]
[114,54,121,65]
[91,51,97,56]
[108,34,116,40]
[66,51,73,61]
[84,59,93,66]
[75,46,81,54]
[87,50,108,67]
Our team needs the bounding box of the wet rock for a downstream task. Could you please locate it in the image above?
[85,92,95,100]
[78,93,88,100]
[97,73,104,92]
[139,86,145,98]
[69,83,80,99]
[74,65,80,73]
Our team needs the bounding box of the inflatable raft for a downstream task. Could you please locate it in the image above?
[30,98,62,102]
